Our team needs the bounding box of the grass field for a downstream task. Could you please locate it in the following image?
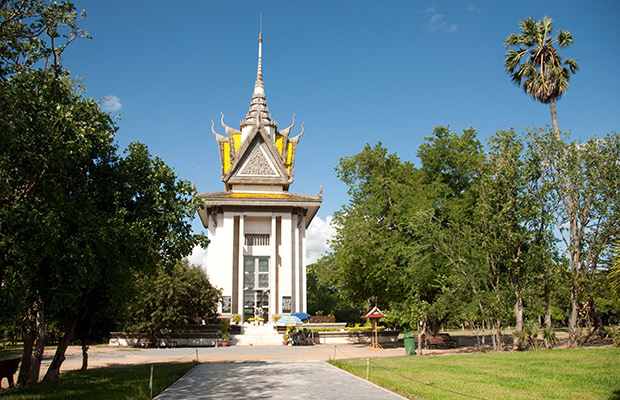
[330,348,620,400]
[0,362,196,400]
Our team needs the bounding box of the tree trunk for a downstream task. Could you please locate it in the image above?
[427,318,440,336]
[580,299,604,345]
[27,306,46,384]
[42,319,77,383]
[549,98,559,137]
[417,318,427,355]
[514,295,524,350]
[81,343,89,371]
[494,318,504,351]
[590,299,603,333]
[568,285,580,348]
[17,310,35,387]
[543,283,552,329]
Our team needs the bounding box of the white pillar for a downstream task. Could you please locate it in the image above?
[300,216,307,313]
[237,214,245,319]
[281,213,293,313]
[293,214,301,313]
[269,214,277,319]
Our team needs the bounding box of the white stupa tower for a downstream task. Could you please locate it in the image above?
[198,33,322,322]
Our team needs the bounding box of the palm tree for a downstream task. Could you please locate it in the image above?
[504,16,579,135]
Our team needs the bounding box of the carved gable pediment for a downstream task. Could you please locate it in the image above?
[238,142,279,177]
[223,127,292,188]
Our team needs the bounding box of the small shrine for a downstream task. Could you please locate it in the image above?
[361,306,387,350]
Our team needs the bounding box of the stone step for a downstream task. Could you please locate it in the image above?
[231,323,285,346]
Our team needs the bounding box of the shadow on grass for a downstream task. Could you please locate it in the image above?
[0,362,196,400]
[608,390,620,400]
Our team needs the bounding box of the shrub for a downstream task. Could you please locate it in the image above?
[543,325,557,349]
[603,326,620,347]
[310,315,336,323]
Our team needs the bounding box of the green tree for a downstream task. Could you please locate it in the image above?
[0,0,88,77]
[413,126,486,336]
[530,128,620,347]
[329,142,423,309]
[127,259,220,334]
[0,70,120,384]
[307,256,364,324]
[475,129,554,350]
[504,16,579,134]
[1,0,208,382]
[328,127,486,339]
[609,243,620,300]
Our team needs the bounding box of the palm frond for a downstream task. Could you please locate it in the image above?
[564,58,579,73]
[504,49,525,72]
[504,33,523,47]
[504,16,577,106]
[557,30,574,48]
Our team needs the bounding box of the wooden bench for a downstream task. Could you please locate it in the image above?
[0,356,21,388]
[422,333,458,349]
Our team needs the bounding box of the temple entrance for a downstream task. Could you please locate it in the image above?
[243,257,270,322]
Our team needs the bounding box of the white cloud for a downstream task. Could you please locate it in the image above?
[429,14,445,26]
[426,14,459,33]
[187,245,208,271]
[101,95,122,112]
[305,215,336,265]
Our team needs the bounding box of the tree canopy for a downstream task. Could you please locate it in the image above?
[127,259,220,334]
[315,124,619,351]
[1,0,209,384]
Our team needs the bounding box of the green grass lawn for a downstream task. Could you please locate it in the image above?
[0,362,196,400]
[330,348,620,400]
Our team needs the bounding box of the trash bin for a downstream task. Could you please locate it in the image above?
[404,333,416,355]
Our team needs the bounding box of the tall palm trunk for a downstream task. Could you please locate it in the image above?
[549,98,559,138]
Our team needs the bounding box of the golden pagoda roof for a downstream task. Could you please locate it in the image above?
[210,33,304,191]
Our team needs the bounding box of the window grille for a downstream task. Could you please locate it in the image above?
[245,234,270,246]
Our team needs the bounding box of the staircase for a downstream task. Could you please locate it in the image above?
[231,323,284,346]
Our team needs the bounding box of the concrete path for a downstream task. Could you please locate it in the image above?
[155,360,407,400]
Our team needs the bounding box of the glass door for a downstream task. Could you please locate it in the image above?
[243,257,270,322]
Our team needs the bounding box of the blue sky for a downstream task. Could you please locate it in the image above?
[65,1,620,263]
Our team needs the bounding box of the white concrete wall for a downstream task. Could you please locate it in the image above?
[244,216,271,234]
[206,209,307,317]
[279,213,293,312]
[206,212,234,312]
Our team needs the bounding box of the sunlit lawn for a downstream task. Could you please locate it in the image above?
[330,348,620,400]
[0,362,196,400]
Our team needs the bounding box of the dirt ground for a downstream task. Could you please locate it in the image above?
[1,329,615,389]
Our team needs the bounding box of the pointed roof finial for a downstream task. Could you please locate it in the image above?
[242,23,276,131]
[255,31,264,92]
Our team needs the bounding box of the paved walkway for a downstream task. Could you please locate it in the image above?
[155,360,407,400]
[44,343,409,371]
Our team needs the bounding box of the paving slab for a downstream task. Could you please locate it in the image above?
[155,360,407,400]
